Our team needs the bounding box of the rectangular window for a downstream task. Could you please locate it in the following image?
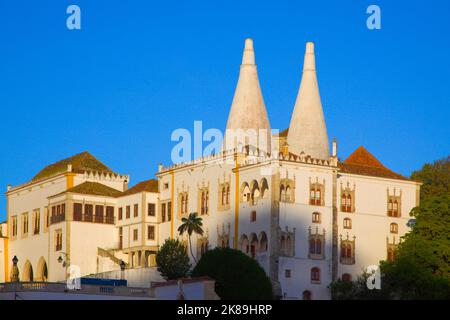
[106,206,114,224]
[61,203,66,215]
[85,204,93,221]
[126,206,131,219]
[12,216,18,237]
[167,202,172,221]
[95,205,104,223]
[73,203,82,221]
[22,213,29,236]
[33,209,40,235]
[163,183,169,190]
[119,227,123,249]
[118,207,123,220]
[250,210,256,222]
[55,229,63,251]
[148,203,155,216]
[147,225,155,240]
[285,269,291,278]
[161,203,166,222]
[133,229,138,241]
[134,204,139,218]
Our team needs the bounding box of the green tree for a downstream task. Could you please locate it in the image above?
[177,212,204,263]
[156,239,191,280]
[191,247,273,300]
[411,156,449,200]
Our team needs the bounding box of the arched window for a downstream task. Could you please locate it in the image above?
[226,186,230,204]
[184,194,188,214]
[312,212,321,223]
[390,223,398,234]
[302,290,312,300]
[343,218,352,229]
[280,185,286,202]
[342,273,352,282]
[311,267,320,283]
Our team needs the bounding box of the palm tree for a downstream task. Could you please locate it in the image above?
[178,212,204,263]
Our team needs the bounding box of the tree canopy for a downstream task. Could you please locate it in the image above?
[156,239,191,280]
[191,247,273,300]
[411,155,449,200]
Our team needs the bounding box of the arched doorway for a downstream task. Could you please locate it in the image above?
[36,257,48,281]
[22,260,34,282]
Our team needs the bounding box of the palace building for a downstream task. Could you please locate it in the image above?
[0,39,420,299]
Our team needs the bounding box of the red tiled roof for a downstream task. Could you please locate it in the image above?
[339,146,409,181]
[32,151,114,182]
[53,181,123,198]
[119,179,158,196]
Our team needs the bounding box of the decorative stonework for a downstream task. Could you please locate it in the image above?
[217,223,231,248]
[309,177,325,206]
[280,177,295,203]
[340,181,355,213]
[340,233,356,265]
[217,173,231,211]
[197,182,210,215]
[387,188,402,217]
[279,227,295,257]
[308,226,325,260]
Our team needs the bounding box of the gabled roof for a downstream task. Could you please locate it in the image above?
[120,179,159,197]
[54,182,122,198]
[339,146,409,181]
[32,152,114,182]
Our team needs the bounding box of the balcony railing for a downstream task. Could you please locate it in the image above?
[73,214,115,225]
[50,214,65,225]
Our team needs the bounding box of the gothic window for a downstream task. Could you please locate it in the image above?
[311,267,321,283]
[242,183,251,202]
[312,212,321,223]
[32,209,40,235]
[259,232,268,252]
[200,189,209,215]
[260,178,269,199]
[239,234,249,255]
[340,235,356,265]
[250,233,258,258]
[218,181,230,211]
[390,223,398,234]
[178,192,189,216]
[309,179,325,206]
[280,178,295,203]
[343,218,352,229]
[11,216,18,238]
[308,227,325,259]
[280,229,295,257]
[387,189,402,217]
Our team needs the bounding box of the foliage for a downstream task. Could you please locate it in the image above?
[156,239,191,280]
[191,247,273,300]
[178,212,204,263]
[411,156,449,200]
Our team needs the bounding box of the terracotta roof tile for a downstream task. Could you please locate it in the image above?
[340,146,409,181]
[120,179,159,196]
[56,182,122,198]
[32,152,114,182]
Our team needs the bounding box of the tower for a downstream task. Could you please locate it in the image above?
[287,42,330,159]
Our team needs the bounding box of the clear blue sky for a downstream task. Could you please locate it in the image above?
[0,0,449,219]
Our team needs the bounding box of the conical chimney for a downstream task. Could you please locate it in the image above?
[224,39,271,153]
[287,42,330,159]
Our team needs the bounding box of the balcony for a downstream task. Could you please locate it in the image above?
[73,214,115,225]
[50,214,65,225]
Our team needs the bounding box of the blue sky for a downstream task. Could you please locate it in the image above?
[0,0,449,219]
